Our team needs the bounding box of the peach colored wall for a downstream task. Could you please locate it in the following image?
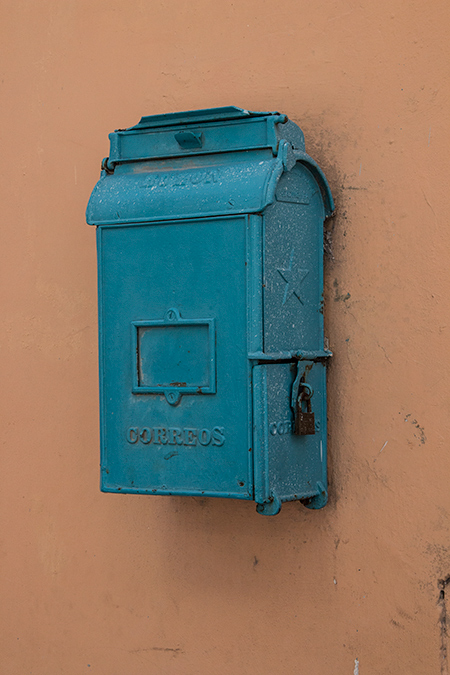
[1,1,449,673]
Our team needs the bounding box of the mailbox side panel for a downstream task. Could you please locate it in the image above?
[97,216,252,498]
[253,362,327,508]
[254,160,329,512]
[263,163,325,353]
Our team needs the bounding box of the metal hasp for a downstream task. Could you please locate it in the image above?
[86,106,334,516]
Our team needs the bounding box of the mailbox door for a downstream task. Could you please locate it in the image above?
[98,215,252,499]
[253,361,327,512]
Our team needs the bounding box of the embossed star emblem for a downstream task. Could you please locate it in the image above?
[277,249,309,305]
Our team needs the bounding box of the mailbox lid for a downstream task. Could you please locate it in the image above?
[253,361,327,512]
[98,215,253,497]
[86,151,281,225]
[106,106,294,167]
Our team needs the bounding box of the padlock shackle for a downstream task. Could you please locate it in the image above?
[299,383,313,400]
[291,364,314,412]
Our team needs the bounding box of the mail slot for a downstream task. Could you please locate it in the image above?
[86,106,334,515]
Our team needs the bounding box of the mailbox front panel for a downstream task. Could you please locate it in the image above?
[98,215,252,498]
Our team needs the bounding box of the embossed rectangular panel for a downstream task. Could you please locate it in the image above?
[133,316,216,394]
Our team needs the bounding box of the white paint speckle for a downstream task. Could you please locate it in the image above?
[354,658,359,675]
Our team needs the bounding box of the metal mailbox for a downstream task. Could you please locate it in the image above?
[86,106,334,515]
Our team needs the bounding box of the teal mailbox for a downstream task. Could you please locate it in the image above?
[86,107,334,515]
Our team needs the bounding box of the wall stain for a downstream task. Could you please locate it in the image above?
[390,618,405,630]
[333,278,351,303]
[150,647,183,654]
[129,646,184,656]
[404,413,426,444]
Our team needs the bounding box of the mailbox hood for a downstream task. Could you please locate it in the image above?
[87,107,334,226]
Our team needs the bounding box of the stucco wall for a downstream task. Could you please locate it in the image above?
[1,1,449,673]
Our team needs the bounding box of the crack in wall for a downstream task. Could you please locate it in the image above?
[438,576,450,675]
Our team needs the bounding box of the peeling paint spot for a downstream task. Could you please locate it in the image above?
[333,278,351,302]
[403,414,426,444]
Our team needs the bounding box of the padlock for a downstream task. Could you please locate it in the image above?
[294,390,315,436]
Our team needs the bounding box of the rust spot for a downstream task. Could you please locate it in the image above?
[169,381,187,387]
